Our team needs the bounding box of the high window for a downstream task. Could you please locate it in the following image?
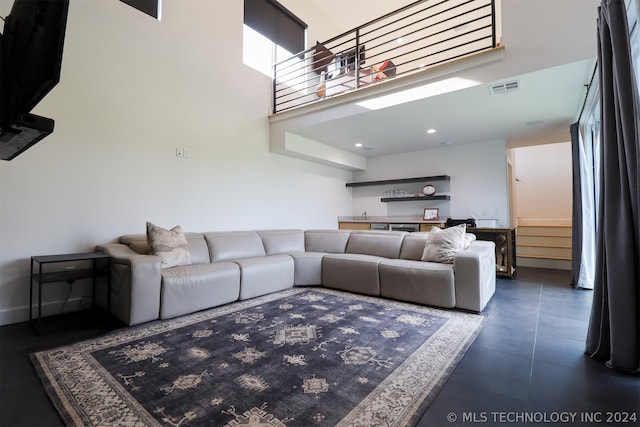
[243,0,307,77]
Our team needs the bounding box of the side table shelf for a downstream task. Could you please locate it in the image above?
[30,252,111,333]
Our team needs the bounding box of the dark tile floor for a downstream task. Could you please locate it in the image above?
[0,268,638,426]
[418,268,640,427]
[0,310,124,426]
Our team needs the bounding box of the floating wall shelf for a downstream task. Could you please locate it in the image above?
[381,195,450,202]
[345,175,450,187]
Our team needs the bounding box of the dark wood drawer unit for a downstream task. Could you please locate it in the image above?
[469,228,516,278]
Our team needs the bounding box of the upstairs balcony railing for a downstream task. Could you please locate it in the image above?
[273,0,498,114]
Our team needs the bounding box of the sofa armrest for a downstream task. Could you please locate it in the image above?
[96,243,162,325]
[453,240,496,312]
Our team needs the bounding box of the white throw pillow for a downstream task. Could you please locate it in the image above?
[464,232,476,249]
[146,222,192,268]
[421,224,467,263]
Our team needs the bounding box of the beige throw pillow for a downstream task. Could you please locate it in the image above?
[146,222,191,268]
[421,224,467,263]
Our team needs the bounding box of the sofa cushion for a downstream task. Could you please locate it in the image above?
[185,233,213,264]
[379,259,455,308]
[119,234,150,254]
[121,232,210,264]
[322,253,381,296]
[453,240,496,312]
[289,251,324,286]
[304,229,351,253]
[146,222,192,268]
[204,231,266,262]
[399,232,431,260]
[421,224,467,263]
[234,254,295,300]
[160,262,240,319]
[257,229,305,255]
[346,231,405,259]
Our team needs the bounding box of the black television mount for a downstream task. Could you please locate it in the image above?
[0,113,54,160]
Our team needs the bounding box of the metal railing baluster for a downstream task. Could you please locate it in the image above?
[272,0,498,113]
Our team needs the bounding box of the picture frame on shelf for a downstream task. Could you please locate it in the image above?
[423,208,439,220]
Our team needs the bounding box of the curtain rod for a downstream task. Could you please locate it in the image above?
[577,63,598,124]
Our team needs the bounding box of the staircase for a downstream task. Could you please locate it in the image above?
[516,223,572,270]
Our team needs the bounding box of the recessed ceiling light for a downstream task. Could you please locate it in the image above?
[355,143,363,148]
[427,129,436,134]
[396,37,404,44]
[357,77,480,110]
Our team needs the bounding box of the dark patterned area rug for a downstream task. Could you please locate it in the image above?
[31,288,486,427]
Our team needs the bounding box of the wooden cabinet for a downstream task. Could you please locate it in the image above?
[419,223,443,232]
[338,222,371,231]
[469,228,516,278]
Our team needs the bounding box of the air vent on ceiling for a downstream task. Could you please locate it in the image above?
[489,80,521,96]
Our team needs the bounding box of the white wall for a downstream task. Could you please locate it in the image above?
[280,0,341,44]
[0,0,353,325]
[351,140,510,226]
[512,142,572,225]
[0,1,523,325]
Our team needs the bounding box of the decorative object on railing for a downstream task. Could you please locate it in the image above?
[273,0,498,113]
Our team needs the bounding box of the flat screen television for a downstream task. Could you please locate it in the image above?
[0,0,69,161]
[338,44,365,74]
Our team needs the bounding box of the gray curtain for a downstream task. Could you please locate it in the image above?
[570,122,583,288]
[585,0,640,374]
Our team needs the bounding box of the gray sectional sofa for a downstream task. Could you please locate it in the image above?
[96,229,496,326]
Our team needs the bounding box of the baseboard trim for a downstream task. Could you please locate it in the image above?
[0,297,86,326]
[517,257,571,270]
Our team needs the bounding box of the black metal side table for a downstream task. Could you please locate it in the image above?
[30,252,111,333]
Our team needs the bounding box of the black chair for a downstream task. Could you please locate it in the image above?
[445,218,476,228]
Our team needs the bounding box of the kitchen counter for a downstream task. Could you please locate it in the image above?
[338,216,446,232]
[338,216,445,224]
